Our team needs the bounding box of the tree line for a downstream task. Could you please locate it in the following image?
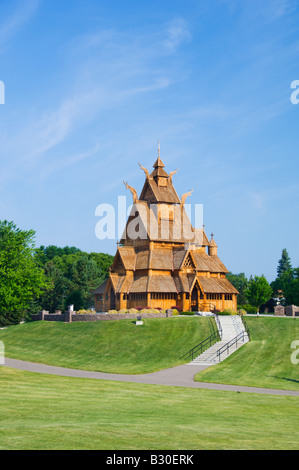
[227,248,299,313]
[0,220,113,326]
[0,219,298,326]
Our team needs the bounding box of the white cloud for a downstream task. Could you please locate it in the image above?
[0,0,40,51]
[162,18,191,52]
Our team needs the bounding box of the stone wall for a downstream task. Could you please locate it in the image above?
[274,305,299,317]
[285,305,299,317]
[72,311,172,321]
[274,305,285,316]
[32,310,173,323]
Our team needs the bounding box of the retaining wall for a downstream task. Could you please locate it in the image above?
[31,310,173,322]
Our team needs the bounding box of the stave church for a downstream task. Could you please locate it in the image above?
[94,149,238,313]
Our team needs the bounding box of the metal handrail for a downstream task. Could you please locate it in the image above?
[181,314,250,363]
[180,330,220,361]
[212,330,248,363]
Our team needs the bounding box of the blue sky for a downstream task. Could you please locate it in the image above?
[0,0,299,282]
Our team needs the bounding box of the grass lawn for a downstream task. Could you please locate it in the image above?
[0,317,214,374]
[195,317,299,391]
[0,367,298,450]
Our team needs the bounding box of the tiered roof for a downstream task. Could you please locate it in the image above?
[95,155,238,298]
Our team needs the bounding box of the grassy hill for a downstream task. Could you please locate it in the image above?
[0,317,214,374]
[195,317,299,391]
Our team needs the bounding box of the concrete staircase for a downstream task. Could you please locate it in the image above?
[188,315,249,366]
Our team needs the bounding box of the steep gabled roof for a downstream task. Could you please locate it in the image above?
[139,177,181,204]
[120,203,202,244]
[210,255,229,273]
[192,251,225,273]
[117,246,136,270]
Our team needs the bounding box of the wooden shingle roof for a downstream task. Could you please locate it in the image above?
[93,280,107,294]
[128,274,178,293]
[129,276,149,293]
[120,203,204,244]
[192,251,225,273]
[173,249,187,270]
[139,178,181,204]
[148,275,177,293]
[210,255,229,273]
[135,250,150,270]
[118,246,136,270]
[149,248,173,270]
[197,277,239,294]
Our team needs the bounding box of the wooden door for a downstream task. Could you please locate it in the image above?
[191,286,198,312]
[110,288,116,310]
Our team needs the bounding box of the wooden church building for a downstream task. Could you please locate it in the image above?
[94,151,238,313]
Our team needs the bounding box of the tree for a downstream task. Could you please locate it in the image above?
[0,220,49,326]
[226,272,248,305]
[277,249,292,278]
[38,261,71,312]
[36,248,114,312]
[35,245,81,266]
[247,275,272,314]
[271,250,299,306]
[272,269,299,306]
[64,255,104,310]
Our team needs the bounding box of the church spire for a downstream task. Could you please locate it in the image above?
[153,140,165,168]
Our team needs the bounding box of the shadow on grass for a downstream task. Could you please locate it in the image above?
[272,376,299,384]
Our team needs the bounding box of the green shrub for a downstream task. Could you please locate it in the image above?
[238,309,247,316]
[128,308,139,314]
[108,310,118,314]
[152,309,163,314]
[238,304,257,314]
[76,309,95,314]
[180,311,195,316]
[218,308,238,315]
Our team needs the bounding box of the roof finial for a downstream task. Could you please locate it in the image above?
[158,140,160,158]
[211,232,214,239]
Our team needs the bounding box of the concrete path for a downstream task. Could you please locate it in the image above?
[3,358,299,397]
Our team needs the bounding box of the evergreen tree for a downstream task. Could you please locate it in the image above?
[277,249,292,278]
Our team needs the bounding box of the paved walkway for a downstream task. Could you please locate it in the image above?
[3,358,299,397]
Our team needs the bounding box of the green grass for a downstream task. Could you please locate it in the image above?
[0,317,214,374]
[0,367,298,450]
[195,317,299,391]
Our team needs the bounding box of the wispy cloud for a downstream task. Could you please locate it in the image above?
[0,17,192,188]
[162,18,191,52]
[0,0,40,52]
